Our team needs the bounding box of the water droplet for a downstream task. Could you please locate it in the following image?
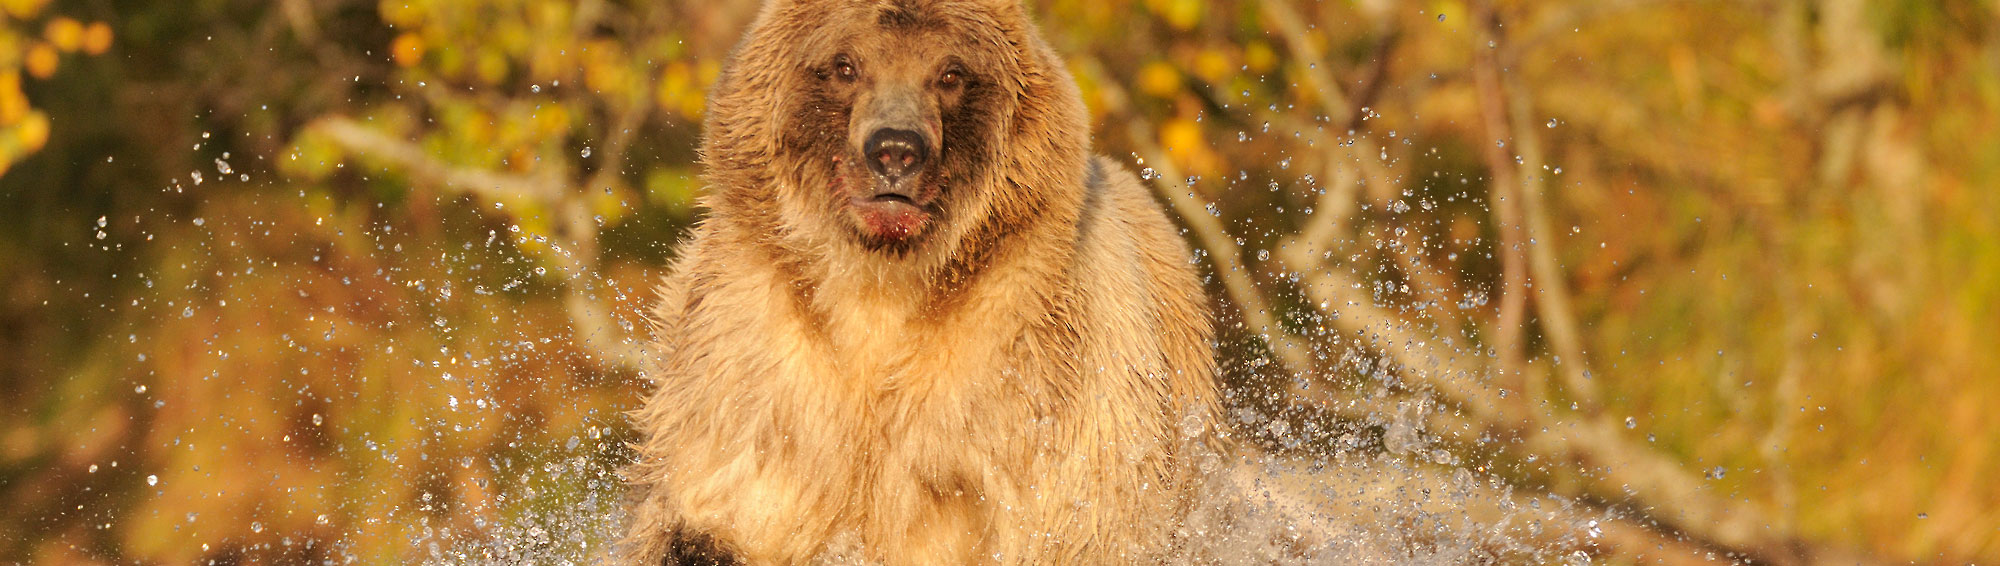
[135,385,147,394]
[251,522,263,533]
[1138,167,1157,180]
[191,217,205,226]
[146,475,158,486]
[1438,13,1446,21]
[316,514,330,525]
[580,147,592,158]
[312,413,323,426]
[96,215,107,228]
[214,158,233,175]
[1625,417,1637,429]
[531,84,542,93]
[1547,118,1559,128]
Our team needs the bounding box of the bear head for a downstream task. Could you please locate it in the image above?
[698,0,1092,266]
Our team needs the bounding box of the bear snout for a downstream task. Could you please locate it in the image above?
[863,127,930,186]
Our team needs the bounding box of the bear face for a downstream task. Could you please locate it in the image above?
[782,9,1005,250]
[700,0,1090,265]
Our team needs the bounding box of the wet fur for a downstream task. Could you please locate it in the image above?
[619,1,1225,564]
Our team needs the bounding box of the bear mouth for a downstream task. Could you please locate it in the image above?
[827,154,938,245]
[850,187,931,217]
[847,181,934,243]
[867,191,917,206]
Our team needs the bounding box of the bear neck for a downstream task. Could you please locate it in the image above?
[802,168,1087,328]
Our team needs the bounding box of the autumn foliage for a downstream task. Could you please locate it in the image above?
[1,1,1996,564]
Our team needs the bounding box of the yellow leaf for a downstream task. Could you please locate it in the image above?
[533,104,570,137]
[0,73,26,125]
[81,22,112,55]
[656,61,694,118]
[590,187,629,226]
[377,0,424,28]
[0,0,46,20]
[1243,41,1277,73]
[44,17,82,52]
[1159,118,1205,155]
[18,110,48,152]
[1137,61,1181,98]
[1193,48,1232,83]
[390,32,425,68]
[1145,0,1203,31]
[475,50,508,85]
[645,168,698,216]
[586,57,630,96]
[1158,116,1218,178]
[24,42,58,79]
[679,94,705,122]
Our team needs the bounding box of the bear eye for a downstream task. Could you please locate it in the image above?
[938,68,962,88]
[832,55,856,81]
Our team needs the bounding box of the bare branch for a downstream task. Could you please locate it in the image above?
[1488,11,1600,408]
[1278,250,1507,421]
[312,116,644,369]
[1256,0,1399,258]
[1388,230,1468,343]
[1469,1,1534,400]
[1285,252,1813,564]
[1255,0,1351,125]
[312,117,564,204]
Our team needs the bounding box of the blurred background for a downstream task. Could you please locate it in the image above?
[1,0,1995,564]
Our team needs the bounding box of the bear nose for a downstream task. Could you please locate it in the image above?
[863,128,929,184]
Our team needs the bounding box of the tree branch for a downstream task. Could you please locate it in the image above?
[311,116,644,369]
[312,117,564,204]
[1469,1,1534,402]
[1484,5,1600,409]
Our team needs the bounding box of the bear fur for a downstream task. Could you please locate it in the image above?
[619,1,1225,564]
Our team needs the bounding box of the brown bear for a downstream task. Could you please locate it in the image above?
[619,0,1225,564]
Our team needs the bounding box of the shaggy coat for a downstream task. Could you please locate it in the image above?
[621,0,1224,564]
